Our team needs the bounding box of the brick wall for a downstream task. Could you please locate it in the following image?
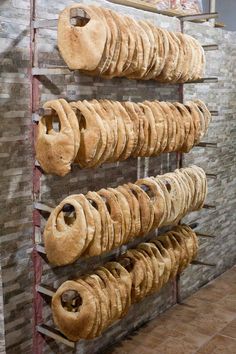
[0,1,235,353]
[180,22,236,298]
[0,0,33,353]
[0,264,5,354]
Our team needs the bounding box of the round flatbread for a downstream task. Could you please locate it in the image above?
[58,5,107,70]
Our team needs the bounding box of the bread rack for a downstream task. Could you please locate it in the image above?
[34,218,216,348]
[30,3,220,352]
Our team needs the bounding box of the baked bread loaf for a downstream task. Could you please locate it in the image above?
[36,99,212,176]
[44,165,207,265]
[58,4,205,82]
[36,99,80,176]
[51,224,198,341]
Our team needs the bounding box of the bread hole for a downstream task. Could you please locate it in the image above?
[140,184,155,199]
[197,106,204,113]
[70,10,91,27]
[185,106,191,113]
[105,202,111,214]
[52,116,60,132]
[111,268,120,278]
[139,184,149,193]
[88,199,98,210]
[156,245,164,256]
[120,257,134,272]
[61,290,82,313]
[159,240,166,248]
[78,114,87,131]
[130,188,139,199]
[45,115,61,134]
[100,196,112,214]
[62,204,75,213]
[61,204,76,226]
[164,181,171,192]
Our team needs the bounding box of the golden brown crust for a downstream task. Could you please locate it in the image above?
[57,5,205,81]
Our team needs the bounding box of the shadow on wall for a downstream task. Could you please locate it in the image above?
[0,19,34,350]
[0,29,28,73]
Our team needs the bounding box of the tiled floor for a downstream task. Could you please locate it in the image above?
[108,266,236,354]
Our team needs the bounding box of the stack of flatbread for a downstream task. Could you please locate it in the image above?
[36,98,211,176]
[51,224,198,341]
[58,4,205,81]
[44,165,206,266]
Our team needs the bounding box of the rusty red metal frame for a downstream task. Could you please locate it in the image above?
[174,19,185,305]
[29,2,219,346]
[30,0,44,353]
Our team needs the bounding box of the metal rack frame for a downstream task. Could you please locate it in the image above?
[31,2,219,350]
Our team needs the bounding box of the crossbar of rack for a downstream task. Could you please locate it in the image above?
[191,260,216,266]
[179,12,218,22]
[36,107,219,117]
[37,324,75,348]
[196,232,216,238]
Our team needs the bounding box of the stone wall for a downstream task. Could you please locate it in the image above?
[180,22,236,299]
[0,0,33,353]
[0,265,5,354]
[0,0,235,353]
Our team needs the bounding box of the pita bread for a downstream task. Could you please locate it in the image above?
[135,177,165,228]
[44,196,87,266]
[108,187,132,244]
[58,5,205,82]
[128,183,154,235]
[117,184,141,239]
[153,240,172,285]
[58,5,107,71]
[86,191,110,254]
[52,280,96,341]
[36,99,79,176]
[98,188,124,248]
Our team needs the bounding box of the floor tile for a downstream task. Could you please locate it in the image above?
[107,267,236,354]
[149,336,197,354]
[220,318,236,339]
[196,334,236,354]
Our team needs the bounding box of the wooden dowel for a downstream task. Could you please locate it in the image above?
[206,173,217,179]
[188,222,199,230]
[196,232,216,238]
[33,19,58,29]
[203,204,216,210]
[202,44,218,51]
[37,324,75,348]
[34,202,54,213]
[35,244,46,255]
[37,107,77,116]
[32,67,71,76]
[197,142,218,148]
[37,107,219,119]
[191,260,216,267]
[185,77,218,84]
[179,12,218,22]
[36,284,56,297]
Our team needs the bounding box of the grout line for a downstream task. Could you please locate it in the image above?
[217,333,236,341]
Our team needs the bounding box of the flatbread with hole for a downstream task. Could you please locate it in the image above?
[52,280,96,341]
[36,99,79,176]
[44,196,87,266]
[58,5,107,71]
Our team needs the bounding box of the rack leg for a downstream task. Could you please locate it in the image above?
[209,0,216,26]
